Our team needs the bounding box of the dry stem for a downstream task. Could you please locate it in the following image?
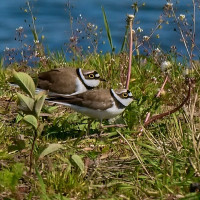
[125,16,134,89]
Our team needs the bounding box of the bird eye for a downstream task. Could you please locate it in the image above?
[89,74,95,78]
[122,93,128,98]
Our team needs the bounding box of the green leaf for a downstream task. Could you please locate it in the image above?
[17,93,34,112]
[39,143,63,159]
[34,93,46,117]
[71,154,85,174]
[102,6,114,52]
[15,113,24,123]
[23,115,38,129]
[13,70,36,98]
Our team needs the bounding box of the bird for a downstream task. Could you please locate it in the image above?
[36,67,105,96]
[47,88,134,126]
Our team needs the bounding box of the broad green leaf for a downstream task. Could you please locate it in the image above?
[34,94,46,117]
[39,143,63,159]
[17,93,34,112]
[23,115,38,129]
[71,154,85,174]
[13,70,35,98]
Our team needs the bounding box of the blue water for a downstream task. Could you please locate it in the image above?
[0,0,199,59]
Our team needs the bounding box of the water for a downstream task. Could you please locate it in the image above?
[0,0,199,58]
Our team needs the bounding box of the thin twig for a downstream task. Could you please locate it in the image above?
[27,1,38,41]
[191,0,196,58]
[172,8,191,60]
[172,7,200,75]
[132,21,163,54]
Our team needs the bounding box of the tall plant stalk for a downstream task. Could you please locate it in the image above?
[30,129,38,173]
[125,15,134,89]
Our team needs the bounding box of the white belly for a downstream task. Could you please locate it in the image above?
[74,78,87,95]
[50,101,125,120]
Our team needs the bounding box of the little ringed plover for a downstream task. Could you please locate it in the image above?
[47,88,134,122]
[37,67,105,96]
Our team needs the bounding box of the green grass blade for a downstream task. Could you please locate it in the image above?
[101,6,115,52]
[35,168,50,200]
[121,24,129,52]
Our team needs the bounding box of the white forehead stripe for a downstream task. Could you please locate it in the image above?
[95,74,100,78]
[111,89,133,107]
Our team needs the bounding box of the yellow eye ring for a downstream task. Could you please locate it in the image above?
[89,74,95,78]
[122,93,128,98]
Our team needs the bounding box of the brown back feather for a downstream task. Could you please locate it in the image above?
[37,67,77,94]
[48,89,114,110]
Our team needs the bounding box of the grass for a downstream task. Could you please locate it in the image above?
[0,50,200,199]
[0,1,200,198]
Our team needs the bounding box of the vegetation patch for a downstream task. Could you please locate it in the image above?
[0,1,200,199]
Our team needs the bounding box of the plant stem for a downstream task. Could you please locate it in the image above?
[27,1,38,41]
[125,15,134,89]
[143,78,192,127]
[29,129,37,173]
[191,0,196,57]
[156,75,169,98]
[139,75,169,134]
